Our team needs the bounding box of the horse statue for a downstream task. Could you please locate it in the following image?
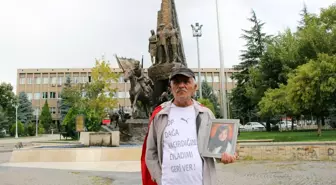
[123,68,153,118]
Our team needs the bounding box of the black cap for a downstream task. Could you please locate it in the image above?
[169,67,195,81]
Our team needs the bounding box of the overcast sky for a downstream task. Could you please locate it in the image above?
[0,0,334,91]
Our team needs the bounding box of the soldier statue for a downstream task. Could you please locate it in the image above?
[132,61,153,98]
[157,23,169,63]
[148,29,158,65]
[167,23,179,62]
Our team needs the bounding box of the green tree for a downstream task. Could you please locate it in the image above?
[286,54,336,136]
[258,84,297,130]
[17,92,33,125]
[59,76,79,122]
[198,98,215,114]
[61,57,119,134]
[196,81,221,118]
[231,10,270,123]
[9,122,25,137]
[39,100,53,132]
[297,3,309,31]
[0,83,16,125]
[84,58,119,116]
[247,29,300,130]
[0,107,9,137]
[238,4,336,129]
[26,123,45,136]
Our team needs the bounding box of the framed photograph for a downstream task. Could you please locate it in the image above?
[201,119,240,158]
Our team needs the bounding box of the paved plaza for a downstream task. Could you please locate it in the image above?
[1,151,336,185]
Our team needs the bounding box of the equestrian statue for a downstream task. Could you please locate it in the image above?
[115,55,154,118]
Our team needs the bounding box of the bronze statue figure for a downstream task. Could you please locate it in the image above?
[148,29,157,65]
[167,23,179,63]
[157,23,169,63]
[123,61,153,118]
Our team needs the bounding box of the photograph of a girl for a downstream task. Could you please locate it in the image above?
[207,124,233,155]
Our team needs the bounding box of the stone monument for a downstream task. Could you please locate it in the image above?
[113,0,188,143]
[148,0,188,108]
[116,0,188,116]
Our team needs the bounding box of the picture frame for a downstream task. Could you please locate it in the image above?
[201,119,240,158]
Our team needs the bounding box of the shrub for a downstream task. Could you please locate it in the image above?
[26,123,45,136]
[198,98,216,115]
[9,122,25,137]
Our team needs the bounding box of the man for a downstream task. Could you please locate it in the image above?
[141,67,237,185]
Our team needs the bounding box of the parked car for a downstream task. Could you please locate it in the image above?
[239,122,266,131]
[275,121,297,130]
[0,128,6,137]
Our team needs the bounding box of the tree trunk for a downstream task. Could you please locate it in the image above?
[317,116,322,137]
[248,109,251,122]
[266,118,271,132]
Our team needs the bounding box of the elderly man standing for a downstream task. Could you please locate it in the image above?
[141,67,237,185]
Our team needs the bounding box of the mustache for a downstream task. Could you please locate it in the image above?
[176,88,187,93]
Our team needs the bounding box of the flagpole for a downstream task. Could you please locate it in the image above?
[215,0,228,118]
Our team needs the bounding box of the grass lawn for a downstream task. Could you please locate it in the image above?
[238,130,336,142]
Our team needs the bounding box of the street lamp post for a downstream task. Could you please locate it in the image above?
[191,22,203,99]
[15,104,18,139]
[215,0,228,118]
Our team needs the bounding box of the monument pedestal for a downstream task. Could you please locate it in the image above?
[79,131,120,147]
[148,62,184,107]
[118,119,149,144]
[148,62,184,81]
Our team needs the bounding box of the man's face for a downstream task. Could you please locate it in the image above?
[219,129,228,141]
[170,75,197,100]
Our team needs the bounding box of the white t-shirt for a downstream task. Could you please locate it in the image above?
[161,104,203,185]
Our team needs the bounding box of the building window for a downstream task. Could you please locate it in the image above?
[34,93,40,100]
[227,75,233,82]
[73,77,79,84]
[42,92,48,99]
[80,74,87,83]
[195,75,198,82]
[118,92,126,98]
[119,76,124,83]
[58,92,62,99]
[49,92,56,99]
[206,74,213,82]
[50,107,56,114]
[51,77,57,84]
[213,74,219,82]
[27,77,33,84]
[43,77,48,84]
[26,93,33,101]
[19,78,25,84]
[35,77,41,84]
[58,77,63,85]
[201,74,205,82]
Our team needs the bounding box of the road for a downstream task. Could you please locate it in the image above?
[1,151,335,185]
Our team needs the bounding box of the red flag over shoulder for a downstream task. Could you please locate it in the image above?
[141,105,163,185]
